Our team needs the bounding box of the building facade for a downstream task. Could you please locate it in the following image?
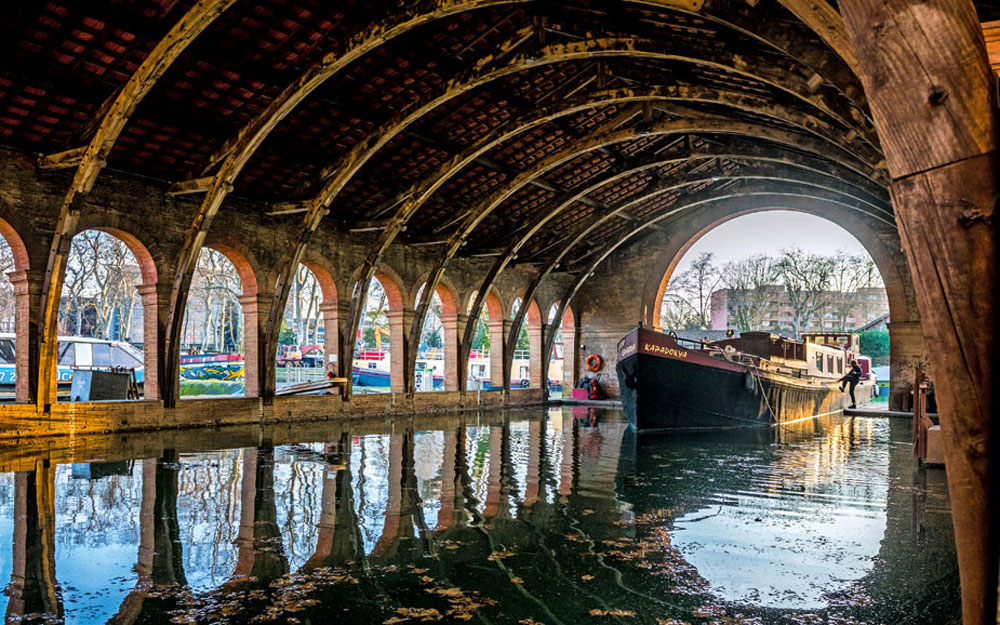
[709,286,889,335]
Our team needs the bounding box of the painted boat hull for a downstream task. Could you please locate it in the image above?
[617,353,848,432]
[615,328,853,432]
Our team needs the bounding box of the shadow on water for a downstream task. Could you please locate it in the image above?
[0,408,959,624]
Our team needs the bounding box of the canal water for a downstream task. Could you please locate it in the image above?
[0,408,959,624]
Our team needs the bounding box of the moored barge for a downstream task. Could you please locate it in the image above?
[616,326,872,432]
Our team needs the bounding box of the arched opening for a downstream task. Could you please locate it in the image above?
[0,218,29,403]
[354,272,403,393]
[654,210,894,404]
[547,303,577,398]
[466,289,505,390]
[55,229,156,402]
[414,286,445,392]
[510,297,543,389]
[274,264,326,391]
[178,247,256,398]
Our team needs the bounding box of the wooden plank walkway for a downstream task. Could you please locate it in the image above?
[844,404,936,419]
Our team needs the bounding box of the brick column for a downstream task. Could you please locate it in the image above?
[441,313,465,392]
[527,322,545,388]
[887,320,928,411]
[386,308,413,394]
[136,283,161,400]
[239,293,273,398]
[487,319,509,389]
[562,323,580,394]
[319,302,341,393]
[7,270,42,404]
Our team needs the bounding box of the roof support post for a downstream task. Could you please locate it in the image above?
[839,2,999,623]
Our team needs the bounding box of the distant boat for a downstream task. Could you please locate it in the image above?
[616,326,874,432]
[0,333,145,399]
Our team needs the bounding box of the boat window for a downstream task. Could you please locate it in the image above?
[0,339,14,364]
[815,353,823,371]
[111,346,142,368]
[827,355,834,373]
[837,358,843,374]
[92,343,112,367]
[57,342,75,365]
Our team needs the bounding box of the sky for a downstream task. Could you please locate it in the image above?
[673,210,872,275]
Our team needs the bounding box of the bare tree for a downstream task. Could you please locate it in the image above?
[659,252,722,329]
[185,249,242,353]
[723,254,778,332]
[827,251,883,330]
[776,247,835,337]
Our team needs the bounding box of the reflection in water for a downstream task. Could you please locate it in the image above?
[0,410,959,624]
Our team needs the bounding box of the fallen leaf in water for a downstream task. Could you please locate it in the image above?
[519,619,544,625]
[589,609,636,617]
[488,550,516,561]
[582,509,594,515]
[581,575,595,581]
[656,619,690,625]
[510,577,524,584]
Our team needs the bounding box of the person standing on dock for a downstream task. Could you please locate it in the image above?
[839,360,863,409]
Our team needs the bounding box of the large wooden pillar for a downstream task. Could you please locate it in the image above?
[839,2,998,622]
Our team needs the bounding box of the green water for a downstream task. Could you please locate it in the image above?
[0,408,959,624]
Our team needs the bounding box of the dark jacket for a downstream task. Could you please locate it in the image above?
[840,363,863,384]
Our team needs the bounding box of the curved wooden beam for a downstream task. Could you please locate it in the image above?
[34,0,238,408]
[771,0,859,76]
[404,119,884,395]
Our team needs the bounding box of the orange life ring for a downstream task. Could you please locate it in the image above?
[585,354,603,372]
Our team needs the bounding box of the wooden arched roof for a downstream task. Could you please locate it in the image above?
[2,0,996,273]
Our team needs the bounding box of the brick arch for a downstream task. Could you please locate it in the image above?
[641,202,916,330]
[413,273,459,317]
[203,242,259,297]
[0,217,30,272]
[511,296,542,325]
[299,256,338,304]
[482,289,504,320]
[372,267,405,311]
[71,214,165,285]
[88,227,159,285]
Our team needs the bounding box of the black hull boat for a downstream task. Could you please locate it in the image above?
[616,326,864,433]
